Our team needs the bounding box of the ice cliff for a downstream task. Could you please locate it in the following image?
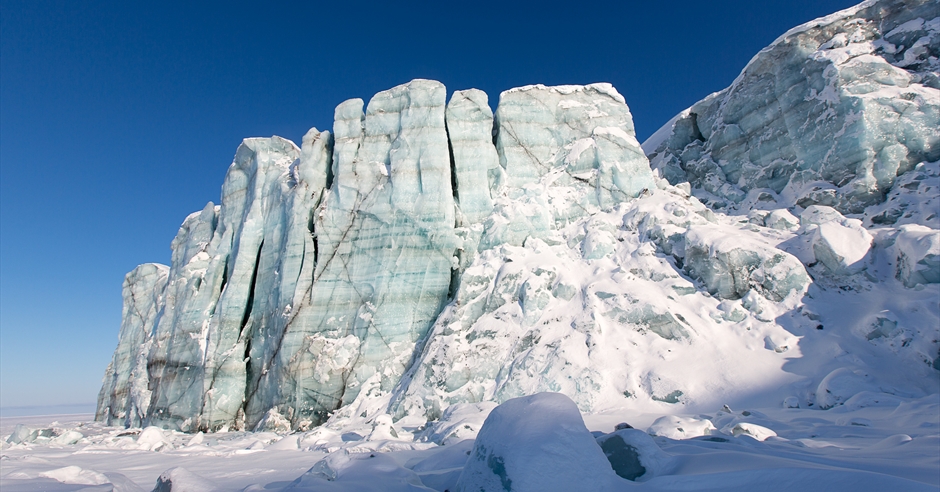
[98,0,939,434]
[644,0,939,218]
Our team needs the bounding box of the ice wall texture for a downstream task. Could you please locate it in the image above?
[645,0,939,216]
[97,80,658,431]
[99,0,939,433]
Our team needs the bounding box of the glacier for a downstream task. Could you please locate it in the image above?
[97,0,939,445]
[644,0,939,216]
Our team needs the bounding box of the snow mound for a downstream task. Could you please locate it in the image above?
[455,392,621,492]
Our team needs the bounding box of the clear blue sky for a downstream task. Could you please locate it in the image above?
[0,0,859,412]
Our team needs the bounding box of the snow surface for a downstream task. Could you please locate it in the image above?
[3,390,938,490]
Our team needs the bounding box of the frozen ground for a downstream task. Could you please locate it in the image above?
[2,389,938,491]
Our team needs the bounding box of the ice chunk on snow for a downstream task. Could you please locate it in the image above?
[596,428,673,481]
[285,452,434,491]
[723,422,778,441]
[153,467,218,492]
[6,424,35,444]
[647,415,717,440]
[455,392,621,491]
[39,466,110,486]
[764,209,799,230]
[419,401,497,445]
[816,367,873,410]
[684,224,810,301]
[810,219,873,274]
[137,426,170,451]
[892,224,940,287]
[50,430,83,446]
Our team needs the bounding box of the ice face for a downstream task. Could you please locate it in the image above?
[448,89,497,225]
[148,137,304,431]
[96,263,169,427]
[97,79,662,432]
[477,84,655,252]
[645,0,940,215]
[252,79,458,429]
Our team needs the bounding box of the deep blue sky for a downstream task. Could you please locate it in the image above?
[0,0,860,411]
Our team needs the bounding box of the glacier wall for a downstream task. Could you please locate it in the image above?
[98,0,939,433]
[644,0,939,216]
[96,80,659,432]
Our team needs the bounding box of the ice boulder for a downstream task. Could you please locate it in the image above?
[50,430,84,446]
[418,401,498,445]
[892,224,940,287]
[455,392,622,492]
[722,422,778,441]
[6,424,35,444]
[815,367,873,410]
[38,466,110,486]
[596,428,673,481]
[283,452,434,491]
[647,415,717,440]
[800,206,873,274]
[763,209,800,231]
[684,224,810,300]
[153,467,218,492]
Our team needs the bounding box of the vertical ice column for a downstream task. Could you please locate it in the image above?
[144,202,222,430]
[197,137,302,431]
[494,84,654,218]
[95,263,168,427]
[446,89,497,224]
[262,79,458,428]
[243,128,332,427]
[147,137,301,431]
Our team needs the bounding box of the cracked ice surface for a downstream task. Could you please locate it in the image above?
[644,0,940,215]
[253,80,458,429]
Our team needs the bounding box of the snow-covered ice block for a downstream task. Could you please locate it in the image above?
[815,367,874,410]
[647,415,717,440]
[154,467,218,492]
[684,224,810,300]
[723,422,778,441]
[764,209,799,230]
[284,452,434,491]
[799,206,873,274]
[38,466,110,486]
[596,428,673,481]
[419,401,497,445]
[892,224,940,286]
[455,392,622,492]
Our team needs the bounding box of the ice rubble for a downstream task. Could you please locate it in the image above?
[5,392,938,491]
